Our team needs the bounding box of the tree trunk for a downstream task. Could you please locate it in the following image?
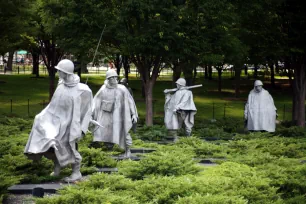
[144,81,154,126]
[7,51,14,71]
[192,66,197,84]
[244,64,248,75]
[122,56,130,81]
[32,52,40,77]
[208,64,213,80]
[275,61,280,74]
[217,68,222,93]
[292,60,306,127]
[49,42,56,102]
[234,64,242,98]
[115,54,122,76]
[204,64,208,79]
[172,62,181,87]
[254,63,258,79]
[269,63,275,88]
[183,67,193,86]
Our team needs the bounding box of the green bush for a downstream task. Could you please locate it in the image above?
[35,187,138,204]
[134,125,168,141]
[276,126,306,137]
[195,127,234,140]
[79,147,117,168]
[176,194,247,204]
[118,148,201,179]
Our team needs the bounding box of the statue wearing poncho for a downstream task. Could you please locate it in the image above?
[92,70,138,157]
[24,59,93,182]
[244,80,277,132]
[164,78,197,136]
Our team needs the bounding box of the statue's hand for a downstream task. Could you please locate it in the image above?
[164,89,171,94]
[51,141,58,151]
[132,115,138,124]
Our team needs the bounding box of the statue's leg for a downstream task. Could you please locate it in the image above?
[50,158,61,176]
[185,126,192,136]
[64,143,82,182]
[124,133,132,158]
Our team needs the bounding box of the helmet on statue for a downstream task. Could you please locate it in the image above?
[120,78,128,85]
[55,59,74,75]
[175,78,186,86]
[254,80,263,87]
[106,69,118,79]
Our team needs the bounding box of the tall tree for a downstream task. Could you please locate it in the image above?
[0,0,32,70]
[280,0,306,126]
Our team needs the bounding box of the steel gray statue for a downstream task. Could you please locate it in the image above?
[164,78,199,136]
[120,78,133,97]
[244,80,277,132]
[24,59,93,182]
[92,70,138,158]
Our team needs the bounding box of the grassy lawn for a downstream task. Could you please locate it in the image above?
[0,71,293,123]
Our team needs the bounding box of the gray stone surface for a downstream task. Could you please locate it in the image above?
[111,155,141,161]
[130,148,156,153]
[8,183,68,194]
[96,167,118,173]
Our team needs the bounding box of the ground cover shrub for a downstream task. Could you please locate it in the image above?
[118,147,201,179]
[228,136,306,158]
[0,116,32,131]
[133,125,168,141]
[275,126,306,137]
[131,139,160,148]
[36,187,138,204]
[215,118,242,133]
[174,137,227,158]
[36,162,282,204]
[176,194,247,204]
[79,146,118,175]
[194,127,234,140]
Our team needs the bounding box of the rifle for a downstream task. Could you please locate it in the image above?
[164,84,202,94]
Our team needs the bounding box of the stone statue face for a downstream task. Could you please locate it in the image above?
[108,76,118,86]
[176,84,183,89]
[58,70,67,79]
[255,85,263,93]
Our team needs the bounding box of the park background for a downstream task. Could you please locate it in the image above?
[1,0,306,203]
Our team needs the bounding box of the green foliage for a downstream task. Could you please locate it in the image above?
[275,126,306,137]
[174,137,227,158]
[118,148,200,179]
[195,127,233,140]
[216,118,241,133]
[35,187,138,204]
[134,125,168,141]
[176,194,247,204]
[79,147,117,168]
[2,116,306,203]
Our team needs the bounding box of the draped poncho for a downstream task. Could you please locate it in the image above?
[244,88,277,132]
[164,89,197,130]
[92,83,137,149]
[24,75,93,166]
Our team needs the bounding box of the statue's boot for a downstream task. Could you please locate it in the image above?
[124,147,131,158]
[50,159,61,176]
[64,162,82,182]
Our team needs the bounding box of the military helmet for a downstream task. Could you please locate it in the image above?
[254,80,263,87]
[55,59,74,75]
[175,78,186,86]
[120,78,127,83]
[106,69,118,79]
